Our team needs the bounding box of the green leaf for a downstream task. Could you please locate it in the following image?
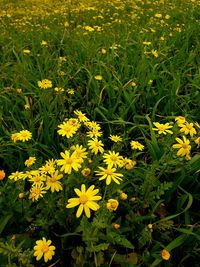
[0,214,12,235]
[166,234,187,251]
[87,243,109,253]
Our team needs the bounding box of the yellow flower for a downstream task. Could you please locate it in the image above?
[95,166,123,185]
[29,184,46,201]
[106,199,119,211]
[151,49,158,57]
[81,168,91,177]
[74,110,89,122]
[85,121,101,131]
[24,104,30,110]
[64,21,69,27]
[120,192,128,200]
[101,48,107,54]
[88,138,104,154]
[175,116,186,125]
[33,237,55,262]
[87,128,103,138]
[103,151,123,168]
[195,137,200,148]
[109,134,122,142]
[71,145,87,162]
[66,184,102,218]
[67,88,74,94]
[54,87,64,92]
[24,156,36,167]
[179,122,197,137]
[123,158,136,170]
[0,170,5,181]
[28,173,46,186]
[39,160,55,174]
[155,13,162,18]
[8,171,26,181]
[94,75,103,81]
[18,130,32,142]
[161,249,170,260]
[56,150,82,174]
[130,141,144,151]
[172,136,191,157]
[84,25,94,32]
[153,122,173,135]
[38,79,52,89]
[11,133,20,142]
[143,41,151,46]
[57,120,80,138]
[23,49,31,54]
[45,170,63,192]
[131,81,137,87]
[41,40,48,46]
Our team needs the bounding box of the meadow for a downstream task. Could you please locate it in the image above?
[0,0,200,266]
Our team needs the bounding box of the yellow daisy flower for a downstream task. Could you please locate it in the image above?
[175,116,186,125]
[57,121,79,138]
[74,110,89,122]
[56,150,82,174]
[179,122,197,137]
[8,171,26,181]
[153,122,173,135]
[130,140,144,151]
[17,130,32,142]
[106,199,119,211]
[66,184,102,218]
[88,138,104,154]
[172,136,191,157]
[38,79,52,89]
[103,151,123,168]
[33,237,55,262]
[29,184,46,202]
[109,134,122,142]
[24,156,36,167]
[70,144,88,162]
[194,137,200,148]
[45,170,63,192]
[95,166,123,185]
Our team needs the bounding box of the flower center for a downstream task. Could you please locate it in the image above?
[187,124,193,130]
[50,176,57,182]
[182,144,188,149]
[110,156,117,161]
[79,194,88,204]
[41,244,49,253]
[65,158,73,165]
[95,142,100,147]
[105,169,113,175]
[111,202,117,208]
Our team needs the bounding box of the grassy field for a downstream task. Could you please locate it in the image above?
[0,0,200,266]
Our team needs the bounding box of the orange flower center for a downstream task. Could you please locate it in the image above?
[65,158,73,164]
[41,244,49,253]
[110,156,117,161]
[182,144,188,149]
[79,195,88,204]
[104,169,113,175]
[50,176,57,182]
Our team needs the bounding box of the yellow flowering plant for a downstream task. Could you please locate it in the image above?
[0,0,200,266]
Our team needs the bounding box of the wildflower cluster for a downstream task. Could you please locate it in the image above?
[11,130,32,142]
